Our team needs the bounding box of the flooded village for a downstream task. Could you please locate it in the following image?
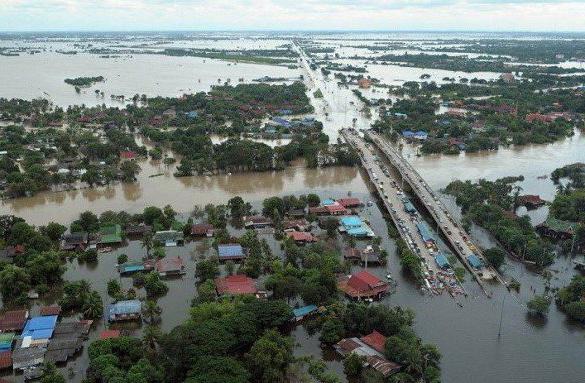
[0,30,584,383]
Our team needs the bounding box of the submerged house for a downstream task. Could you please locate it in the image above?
[340,216,374,238]
[218,244,246,261]
[152,230,184,247]
[191,223,215,237]
[335,330,401,378]
[536,217,576,240]
[337,198,363,209]
[60,232,88,251]
[0,310,29,332]
[338,271,389,300]
[107,300,141,322]
[287,231,317,245]
[98,225,123,245]
[292,305,318,322]
[214,275,258,296]
[155,256,185,277]
[243,216,273,229]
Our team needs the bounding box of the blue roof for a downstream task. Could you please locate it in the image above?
[22,315,58,339]
[121,264,144,273]
[277,109,293,115]
[322,199,336,206]
[272,117,291,127]
[402,130,415,137]
[186,111,198,119]
[108,300,141,317]
[293,305,317,318]
[435,253,450,269]
[467,254,483,269]
[348,227,370,237]
[218,244,244,258]
[414,131,428,139]
[341,216,363,228]
[403,201,416,213]
[416,222,435,243]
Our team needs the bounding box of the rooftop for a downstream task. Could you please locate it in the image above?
[215,275,257,295]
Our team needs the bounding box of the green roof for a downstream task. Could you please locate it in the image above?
[541,216,576,233]
[99,224,123,244]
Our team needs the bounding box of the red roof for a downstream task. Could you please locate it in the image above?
[0,351,12,369]
[287,231,317,243]
[361,330,387,353]
[99,329,121,340]
[120,151,137,160]
[326,203,347,215]
[215,274,257,295]
[309,206,329,215]
[0,309,28,332]
[191,223,214,236]
[339,271,389,299]
[518,195,545,205]
[155,256,185,273]
[337,198,362,208]
[39,305,61,316]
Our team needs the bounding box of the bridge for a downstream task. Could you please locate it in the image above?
[342,128,501,297]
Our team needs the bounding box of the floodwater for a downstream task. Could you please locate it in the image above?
[1,32,585,383]
[0,52,300,107]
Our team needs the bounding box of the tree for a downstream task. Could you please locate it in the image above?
[197,280,217,303]
[262,197,285,219]
[142,300,162,324]
[120,160,141,182]
[307,193,320,207]
[343,353,365,378]
[484,247,506,269]
[319,318,345,344]
[225,260,235,276]
[41,222,67,241]
[527,294,551,316]
[107,279,123,300]
[227,196,251,219]
[246,330,293,383]
[185,356,250,383]
[144,272,169,298]
[77,211,99,232]
[195,258,220,282]
[0,264,30,301]
[40,362,66,383]
[117,253,128,264]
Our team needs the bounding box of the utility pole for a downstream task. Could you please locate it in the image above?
[498,293,506,339]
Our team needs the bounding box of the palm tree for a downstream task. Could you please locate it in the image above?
[142,324,161,359]
[142,232,153,258]
[142,300,162,324]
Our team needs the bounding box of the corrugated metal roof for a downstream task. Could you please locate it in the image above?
[292,305,317,318]
[218,244,244,258]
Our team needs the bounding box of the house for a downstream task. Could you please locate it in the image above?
[0,333,15,352]
[60,232,88,251]
[292,305,318,322]
[107,300,141,322]
[124,224,152,237]
[344,248,362,261]
[185,111,199,119]
[0,310,29,332]
[162,108,177,119]
[337,198,363,209]
[152,230,184,247]
[21,315,58,346]
[287,231,317,245]
[214,275,258,296]
[243,216,272,229]
[358,78,372,89]
[361,246,382,265]
[99,329,121,340]
[525,113,554,124]
[402,130,415,139]
[119,151,137,161]
[155,256,185,277]
[39,305,61,317]
[340,216,374,238]
[287,208,306,219]
[413,131,428,140]
[271,117,291,128]
[338,271,389,300]
[309,206,329,216]
[500,73,516,83]
[191,223,214,237]
[335,333,401,378]
[536,217,576,240]
[517,195,546,209]
[283,219,310,232]
[119,260,155,275]
[0,350,12,370]
[218,244,246,261]
[98,225,123,245]
[326,202,348,216]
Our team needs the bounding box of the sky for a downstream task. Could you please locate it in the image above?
[1,0,585,32]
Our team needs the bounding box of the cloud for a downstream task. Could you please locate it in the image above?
[1,0,584,31]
